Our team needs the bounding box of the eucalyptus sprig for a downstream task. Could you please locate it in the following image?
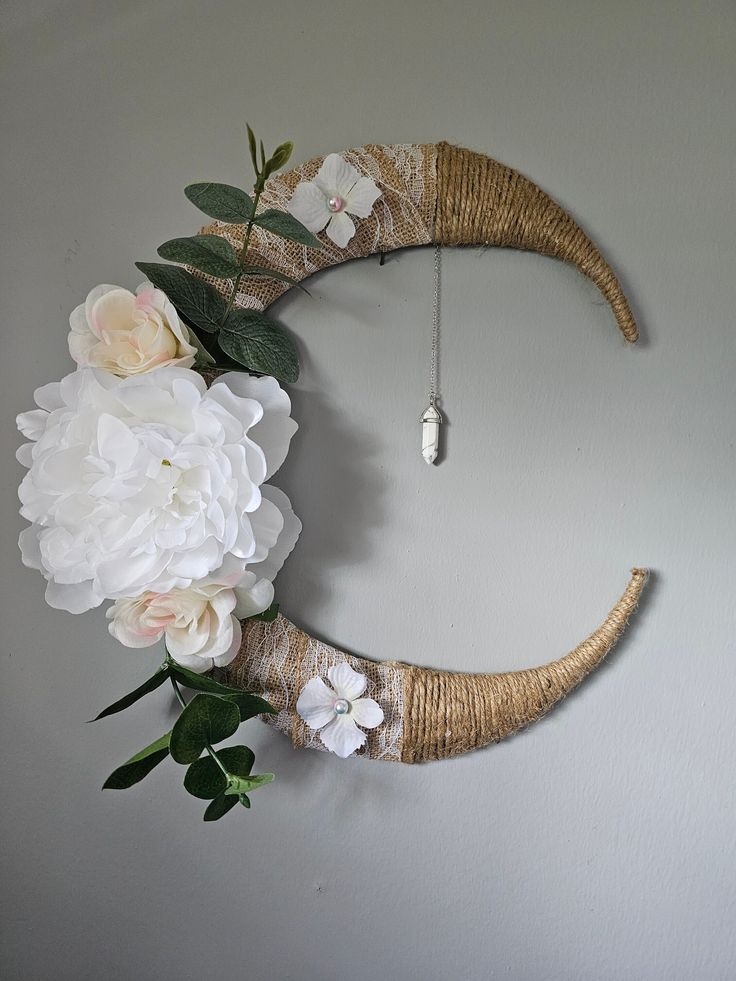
[96,628,279,822]
[136,125,321,384]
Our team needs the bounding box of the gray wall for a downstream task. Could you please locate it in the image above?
[1,2,734,979]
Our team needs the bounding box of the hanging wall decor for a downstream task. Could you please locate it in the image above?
[15,131,647,820]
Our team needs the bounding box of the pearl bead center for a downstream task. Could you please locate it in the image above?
[327,196,344,213]
[334,698,350,715]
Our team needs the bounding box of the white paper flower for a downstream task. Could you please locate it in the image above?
[68,283,198,376]
[287,154,382,248]
[296,663,384,758]
[17,367,299,615]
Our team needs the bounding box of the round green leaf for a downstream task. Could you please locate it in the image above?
[170,693,240,764]
[184,746,256,799]
[184,757,227,800]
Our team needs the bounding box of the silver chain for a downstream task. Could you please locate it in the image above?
[429,244,441,407]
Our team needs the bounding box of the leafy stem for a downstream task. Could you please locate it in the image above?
[222,184,264,325]
[170,674,230,781]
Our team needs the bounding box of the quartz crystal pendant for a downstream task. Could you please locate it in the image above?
[420,403,442,465]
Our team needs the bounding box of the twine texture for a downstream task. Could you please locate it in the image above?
[225,570,648,762]
[194,141,638,342]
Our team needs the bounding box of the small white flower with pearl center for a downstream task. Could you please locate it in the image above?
[296,662,384,757]
[287,154,382,248]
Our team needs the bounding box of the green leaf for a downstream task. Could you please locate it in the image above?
[157,235,240,279]
[248,602,279,623]
[170,693,240,764]
[242,264,308,291]
[204,793,239,821]
[187,328,217,366]
[169,661,275,718]
[246,124,259,177]
[252,209,322,248]
[184,758,226,799]
[170,661,252,697]
[184,746,256,799]
[102,732,171,790]
[219,311,299,383]
[134,263,226,333]
[263,141,293,179]
[224,772,274,796]
[240,794,251,808]
[220,691,276,719]
[91,664,170,721]
[259,140,266,170]
[184,183,254,224]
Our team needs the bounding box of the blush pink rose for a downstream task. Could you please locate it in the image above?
[68,283,198,376]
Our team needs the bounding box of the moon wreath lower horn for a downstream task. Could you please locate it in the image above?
[197,142,645,760]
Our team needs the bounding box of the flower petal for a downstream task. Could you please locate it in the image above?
[45,578,102,614]
[287,181,330,233]
[296,677,337,730]
[325,212,355,248]
[33,381,65,412]
[212,373,297,479]
[314,153,360,199]
[345,176,382,218]
[246,485,301,584]
[211,614,242,668]
[328,662,367,701]
[350,697,384,729]
[319,715,366,758]
[90,287,137,335]
[19,526,42,570]
[233,576,274,619]
[168,652,214,674]
[248,495,285,564]
[16,409,47,441]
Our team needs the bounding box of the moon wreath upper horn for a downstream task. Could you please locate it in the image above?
[196,142,645,760]
[197,141,638,342]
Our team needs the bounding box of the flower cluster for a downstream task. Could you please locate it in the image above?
[17,283,300,673]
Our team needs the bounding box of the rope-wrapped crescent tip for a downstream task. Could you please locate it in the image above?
[226,570,648,762]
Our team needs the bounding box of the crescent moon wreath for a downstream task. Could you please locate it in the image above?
[190,141,648,762]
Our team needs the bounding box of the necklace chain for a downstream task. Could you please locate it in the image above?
[429,244,441,407]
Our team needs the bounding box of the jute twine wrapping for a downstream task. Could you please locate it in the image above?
[225,570,648,762]
[191,141,637,342]
[434,142,638,343]
[205,141,644,760]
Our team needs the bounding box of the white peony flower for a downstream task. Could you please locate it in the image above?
[68,283,198,376]
[287,154,382,248]
[17,367,299,615]
[296,663,384,758]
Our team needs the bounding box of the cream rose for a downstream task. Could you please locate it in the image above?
[106,543,297,673]
[68,283,198,376]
